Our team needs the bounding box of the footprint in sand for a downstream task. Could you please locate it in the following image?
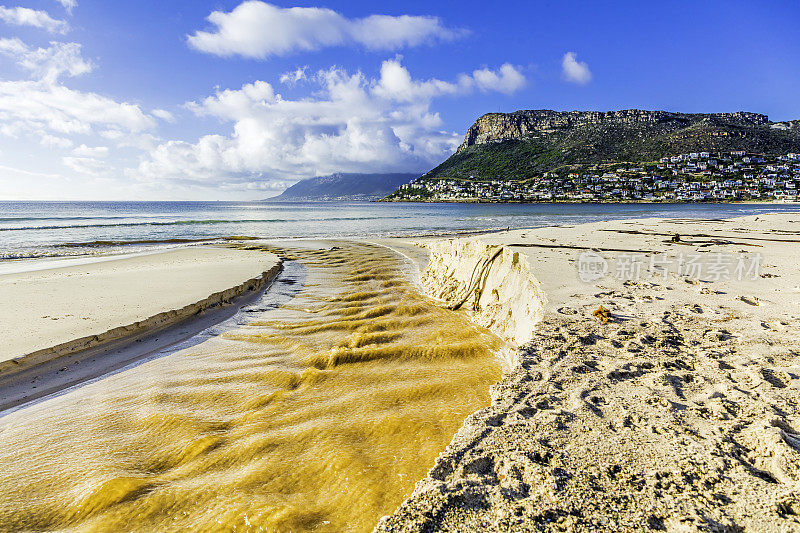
[761,369,788,389]
[740,420,800,485]
[700,287,725,294]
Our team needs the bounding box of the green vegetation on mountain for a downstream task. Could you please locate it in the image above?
[398,110,800,185]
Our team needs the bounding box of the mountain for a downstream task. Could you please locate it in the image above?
[398,110,800,184]
[270,172,418,201]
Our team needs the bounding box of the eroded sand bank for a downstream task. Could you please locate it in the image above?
[378,213,800,532]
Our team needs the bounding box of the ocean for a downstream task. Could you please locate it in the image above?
[1,200,800,260]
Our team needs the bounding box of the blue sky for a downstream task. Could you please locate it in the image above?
[0,0,798,200]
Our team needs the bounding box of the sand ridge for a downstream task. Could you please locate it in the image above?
[420,239,548,348]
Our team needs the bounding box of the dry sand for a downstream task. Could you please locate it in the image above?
[378,213,800,532]
[0,246,280,362]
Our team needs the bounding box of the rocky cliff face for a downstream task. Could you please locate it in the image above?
[457,110,770,153]
[390,108,799,186]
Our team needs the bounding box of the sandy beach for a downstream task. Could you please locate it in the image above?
[377,212,800,531]
[0,246,281,362]
[0,213,799,531]
[0,246,281,410]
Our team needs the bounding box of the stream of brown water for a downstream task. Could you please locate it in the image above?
[0,242,502,532]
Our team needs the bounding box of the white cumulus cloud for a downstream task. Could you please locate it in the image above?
[72,144,108,158]
[372,58,463,102]
[373,58,525,101]
[469,63,527,94]
[134,59,525,187]
[187,1,462,58]
[0,6,68,34]
[152,108,175,122]
[561,52,592,85]
[0,38,158,157]
[0,81,157,135]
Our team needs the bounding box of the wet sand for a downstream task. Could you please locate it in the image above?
[378,213,800,532]
[0,246,281,411]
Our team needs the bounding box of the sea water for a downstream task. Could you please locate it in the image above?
[2,200,800,260]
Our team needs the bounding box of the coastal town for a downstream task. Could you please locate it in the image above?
[390,150,800,202]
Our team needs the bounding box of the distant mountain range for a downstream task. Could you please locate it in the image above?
[269,173,418,201]
[389,109,800,187]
